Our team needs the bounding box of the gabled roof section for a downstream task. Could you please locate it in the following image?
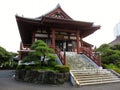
[16,5,101,45]
[40,4,72,20]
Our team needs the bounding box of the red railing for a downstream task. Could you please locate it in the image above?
[81,47,101,66]
[55,48,65,65]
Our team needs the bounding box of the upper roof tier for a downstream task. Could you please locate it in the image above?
[37,4,72,20]
[16,5,100,45]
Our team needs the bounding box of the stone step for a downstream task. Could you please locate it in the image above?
[70,69,120,86]
[77,78,119,82]
[74,73,114,77]
[74,72,120,81]
[71,71,111,75]
[75,75,118,80]
[73,71,110,74]
[66,52,120,86]
[71,69,110,72]
[80,79,120,86]
[77,77,120,82]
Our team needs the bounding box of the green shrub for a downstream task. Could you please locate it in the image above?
[47,59,58,67]
[25,65,32,70]
[55,65,70,73]
[103,64,120,74]
[113,68,120,74]
[1,61,18,69]
[33,65,41,70]
[16,65,26,70]
[11,61,18,69]
[117,62,120,68]
[104,64,117,69]
[2,62,9,69]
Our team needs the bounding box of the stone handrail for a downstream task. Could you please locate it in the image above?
[81,47,101,66]
[70,70,80,86]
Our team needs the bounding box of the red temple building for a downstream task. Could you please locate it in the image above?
[15,5,120,86]
[16,5,101,66]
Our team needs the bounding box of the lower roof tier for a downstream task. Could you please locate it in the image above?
[16,15,100,45]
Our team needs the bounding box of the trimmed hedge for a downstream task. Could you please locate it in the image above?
[55,65,70,73]
[17,64,70,73]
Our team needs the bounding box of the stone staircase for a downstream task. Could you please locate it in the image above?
[66,52,120,86]
[66,52,99,70]
[70,69,120,86]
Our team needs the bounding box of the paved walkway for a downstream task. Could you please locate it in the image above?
[0,70,120,90]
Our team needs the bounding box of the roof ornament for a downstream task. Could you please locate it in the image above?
[15,14,18,16]
[57,3,61,8]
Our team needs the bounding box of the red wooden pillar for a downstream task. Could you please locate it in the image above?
[52,29,55,49]
[20,41,23,50]
[97,54,102,66]
[19,42,23,60]
[76,30,80,54]
[80,38,82,53]
[32,32,35,43]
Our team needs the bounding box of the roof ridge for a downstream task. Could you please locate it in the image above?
[36,4,72,20]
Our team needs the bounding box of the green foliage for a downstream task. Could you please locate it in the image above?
[1,61,18,69]
[22,40,56,66]
[110,44,120,50]
[96,44,110,53]
[101,49,120,65]
[25,65,32,70]
[31,40,47,49]
[103,64,120,74]
[113,68,120,74]
[97,44,120,66]
[31,40,54,54]
[17,65,26,70]
[17,64,41,70]
[117,61,120,67]
[47,59,58,67]
[20,40,70,74]
[22,53,40,65]
[55,65,70,73]
[47,54,56,60]
[21,40,58,71]
[97,44,120,73]
[0,46,12,65]
[0,46,18,69]
[103,64,117,69]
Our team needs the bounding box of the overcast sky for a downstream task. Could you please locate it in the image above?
[0,0,120,52]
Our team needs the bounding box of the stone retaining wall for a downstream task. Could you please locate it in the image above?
[15,69,70,84]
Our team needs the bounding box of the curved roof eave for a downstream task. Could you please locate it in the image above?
[15,15,100,45]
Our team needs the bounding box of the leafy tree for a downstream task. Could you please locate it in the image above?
[22,40,56,66]
[96,44,110,54]
[0,46,12,65]
[19,40,70,73]
[97,44,120,67]
[110,44,120,50]
[0,46,18,69]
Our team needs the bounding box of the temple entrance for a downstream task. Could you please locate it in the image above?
[55,40,73,51]
[56,40,64,51]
